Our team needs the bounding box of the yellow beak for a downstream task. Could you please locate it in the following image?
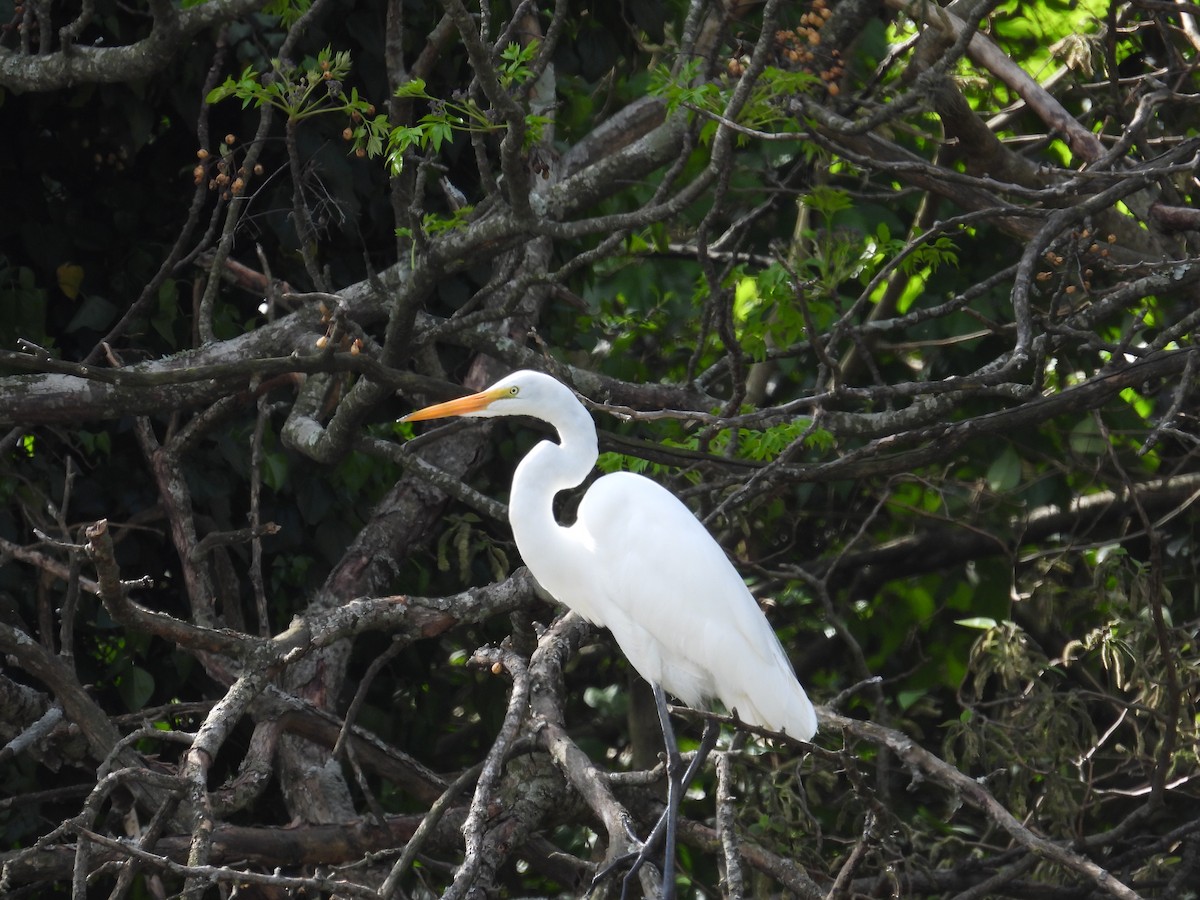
[400,386,505,422]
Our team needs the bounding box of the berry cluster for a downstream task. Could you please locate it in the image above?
[1036,229,1117,296]
[342,105,376,159]
[774,0,842,95]
[192,134,263,201]
[315,301,364,354]
[728,1,842,95]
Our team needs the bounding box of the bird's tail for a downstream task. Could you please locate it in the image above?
[724,678,817,741]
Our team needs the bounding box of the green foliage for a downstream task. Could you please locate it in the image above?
[985,445,1022,492]
[648,59,819,141]
[596,450,651,476]
[796,187,959,291]
[936,545,1198,844]
[498,40,538,89]
[648,58,725,118]
[187,0,312,19]
[596,418,826,481]
[583,683,626,717]
[264,0,313,28]
[0,257,49,351]
[436,513,509,583]
[990,0,1108,73]
[88,631,157,713]
[117,666,156,712]
[207,47,389,158]
[1068,414,1108,455]
[731,263,806,361]
[386,43,549,175]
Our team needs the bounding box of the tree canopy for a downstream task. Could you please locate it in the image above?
[1,0,1198,897]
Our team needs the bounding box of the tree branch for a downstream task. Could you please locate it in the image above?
[0,0,269,92]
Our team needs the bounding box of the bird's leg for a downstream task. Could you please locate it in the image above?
[652,682,683,899]
[614,686,720,900]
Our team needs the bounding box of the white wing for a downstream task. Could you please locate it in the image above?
[558,471,816,739]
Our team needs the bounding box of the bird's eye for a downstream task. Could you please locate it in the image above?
[508,386,519,396]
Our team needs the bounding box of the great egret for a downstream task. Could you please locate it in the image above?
[402,369,816,895]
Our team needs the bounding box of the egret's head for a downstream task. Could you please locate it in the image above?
[400,370,572,423]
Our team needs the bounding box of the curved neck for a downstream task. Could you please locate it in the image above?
[508,400,597,550]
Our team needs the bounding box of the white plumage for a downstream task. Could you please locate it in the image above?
[403,370,816,740]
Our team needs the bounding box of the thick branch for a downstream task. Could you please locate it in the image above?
[793,347,1200,483]
[885,0,1104,162]
[0,812,464,884]
[529,613,640,864]
[0,0,269,92]
[814,472,1200,588]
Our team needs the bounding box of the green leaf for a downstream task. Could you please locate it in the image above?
[1119,386,1153,421]
[425,119,454,153]
[499,40,538,87]
[1069,416,1108,455]
[262,452,289,490]
[118,666,155,712]
[151,280,179,346]
[394,78,429,99]
[264,0,312,28]
[77,429,111,457]
[986,445,1021,492]
[802,185,853,218]
[66,295,118,333]
[205,83,232,105]
[955,617,998,630]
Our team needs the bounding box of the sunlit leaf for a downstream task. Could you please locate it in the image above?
[56,263,84,300]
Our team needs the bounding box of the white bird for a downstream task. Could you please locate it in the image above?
[402,370,816,894]
[403,369,817,737]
